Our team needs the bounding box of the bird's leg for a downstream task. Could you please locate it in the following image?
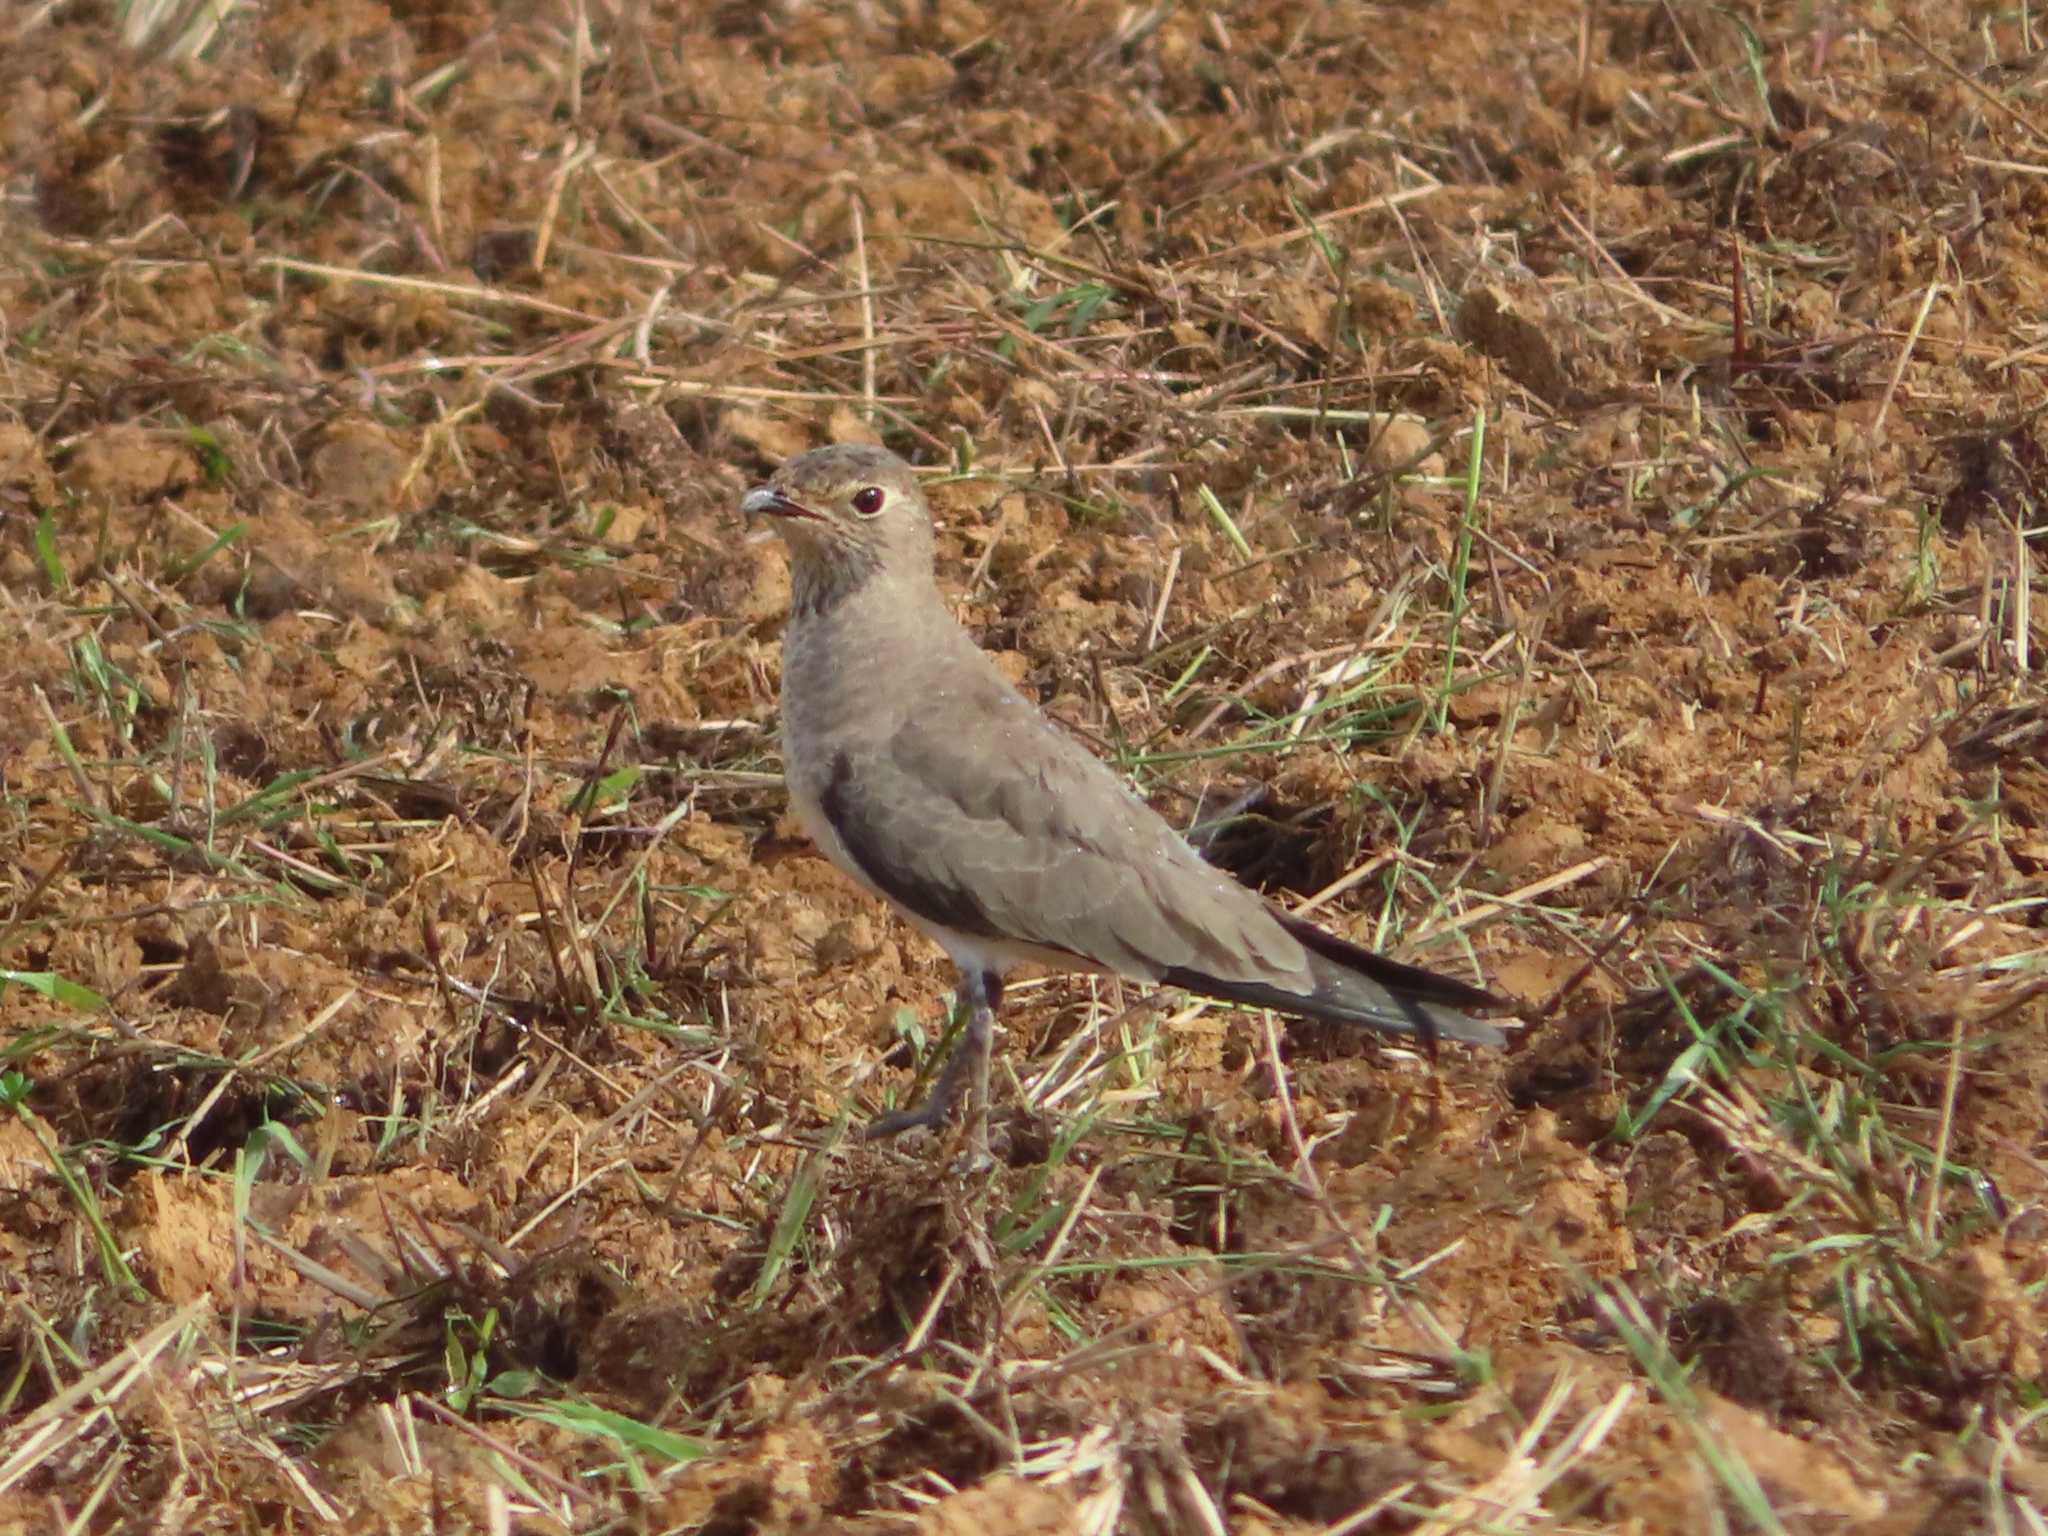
[866,970,1000,1157]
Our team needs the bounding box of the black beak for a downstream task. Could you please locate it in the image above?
[740,485,823,521]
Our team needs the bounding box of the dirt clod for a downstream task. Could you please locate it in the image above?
[1,0,2044,1530]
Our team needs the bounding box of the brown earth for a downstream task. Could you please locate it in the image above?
[1,0,2045,1531]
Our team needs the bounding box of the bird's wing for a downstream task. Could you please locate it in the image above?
[817,682,1310,988]
[1158,909,1508,1046]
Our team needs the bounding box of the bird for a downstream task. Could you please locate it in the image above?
[740,443,1507,1156]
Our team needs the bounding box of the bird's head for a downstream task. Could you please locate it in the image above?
[740,444,936,611]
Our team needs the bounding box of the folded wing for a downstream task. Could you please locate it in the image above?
[817,675,1504,1047]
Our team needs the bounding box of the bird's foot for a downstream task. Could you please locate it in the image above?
[864,1095,995,1174]
[864,1096,950,1140]
[864,997,995,1166]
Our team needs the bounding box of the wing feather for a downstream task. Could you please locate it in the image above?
[818,683,1308,986]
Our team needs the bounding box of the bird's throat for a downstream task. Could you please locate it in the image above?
[788,544,886,621]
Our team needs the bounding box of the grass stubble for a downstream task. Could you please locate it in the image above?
[1,0,2045,1530]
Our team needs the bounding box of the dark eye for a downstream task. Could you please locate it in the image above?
[851,486,885,517]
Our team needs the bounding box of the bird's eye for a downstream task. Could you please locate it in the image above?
[851,486,886,517]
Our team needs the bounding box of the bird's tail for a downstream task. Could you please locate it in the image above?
[1167,911,1509,1049]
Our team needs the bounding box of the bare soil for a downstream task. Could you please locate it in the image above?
[1,0,2045,1531]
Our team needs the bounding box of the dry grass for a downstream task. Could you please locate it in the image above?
[1,0,2045,1531]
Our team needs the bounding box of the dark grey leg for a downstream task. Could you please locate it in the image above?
[866,970,1000,1154]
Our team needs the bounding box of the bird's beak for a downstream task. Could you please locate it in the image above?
[740,485,823,521]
